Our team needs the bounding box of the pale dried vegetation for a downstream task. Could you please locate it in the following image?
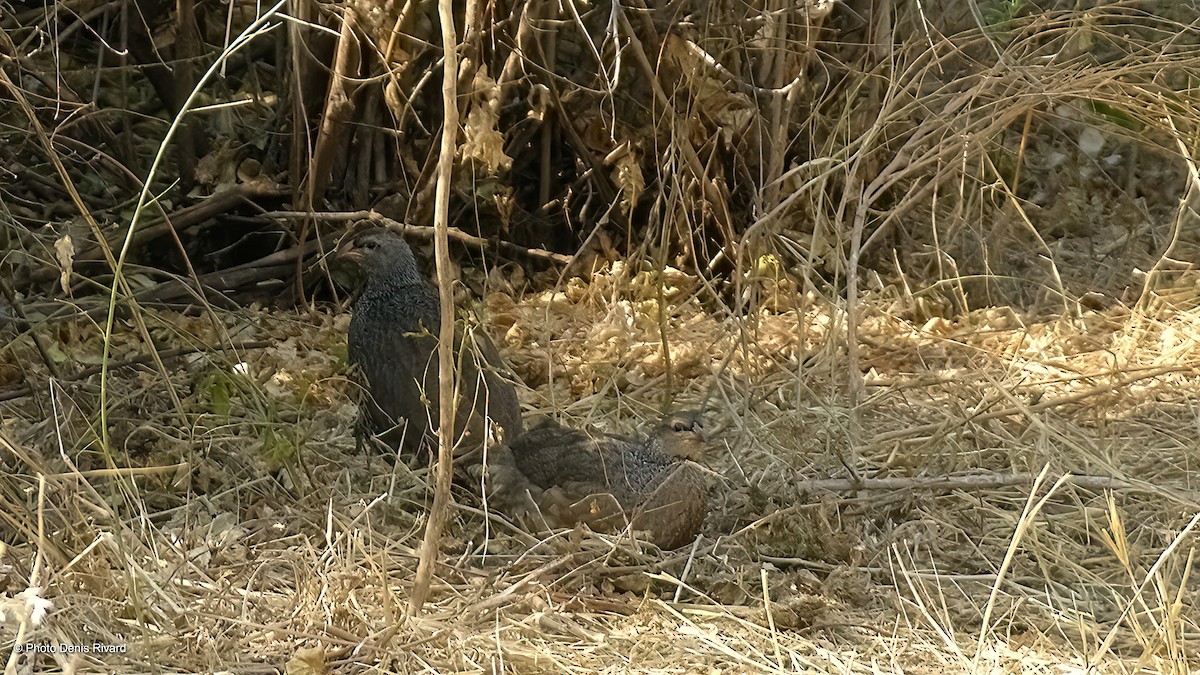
[4,0,1200,673]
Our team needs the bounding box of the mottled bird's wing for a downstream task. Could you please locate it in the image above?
[544,484,628,531]
[632,462,709,549]
[509,421,624,490]
[498,417,711,548]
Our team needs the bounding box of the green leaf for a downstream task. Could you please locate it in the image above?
[200,371,233,417]
[1087,101,1143,132]
[260,427,296,466]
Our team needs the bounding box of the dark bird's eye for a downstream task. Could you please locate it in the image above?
[673,422,690,432]
[361,240,378,250]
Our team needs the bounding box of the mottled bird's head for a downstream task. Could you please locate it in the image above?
[335,227,424,287]
[654,410,708,461]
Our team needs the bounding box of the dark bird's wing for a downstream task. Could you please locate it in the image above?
[451,325,524,454]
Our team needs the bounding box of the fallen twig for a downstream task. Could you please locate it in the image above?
[795,472,1131,494]
[866,364,1196,448]
[264,209,573,264]
[0,340,271,403]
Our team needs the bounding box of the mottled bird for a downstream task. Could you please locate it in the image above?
[336,226,523,457]
[488,411,710,549]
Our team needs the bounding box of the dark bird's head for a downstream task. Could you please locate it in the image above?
[654,410,708,461]
[335,227,425,288]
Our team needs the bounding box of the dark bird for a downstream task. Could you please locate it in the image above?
[336,226,523,457]
[488,411,710,549]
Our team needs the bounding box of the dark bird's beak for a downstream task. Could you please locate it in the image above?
[334,239,364,265]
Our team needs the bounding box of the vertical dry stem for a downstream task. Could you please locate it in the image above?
[408,0,461,615]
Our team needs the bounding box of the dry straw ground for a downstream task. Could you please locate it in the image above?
[4,0,1200,672]
[4,264,1200,672]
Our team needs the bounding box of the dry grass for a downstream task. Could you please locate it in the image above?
[4,0,1200,672]
[3,263,1200,673]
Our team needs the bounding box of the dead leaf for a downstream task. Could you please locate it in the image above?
[285,646,330,675]
[54,234,74,296]
[195,143,241,188]
[461,66,512,174]
[613,151,645,214]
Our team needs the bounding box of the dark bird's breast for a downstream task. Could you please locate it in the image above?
[348,284,522,456]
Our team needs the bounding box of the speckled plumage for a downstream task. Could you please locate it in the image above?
[338,227,523,456]
[491,412,709,549]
